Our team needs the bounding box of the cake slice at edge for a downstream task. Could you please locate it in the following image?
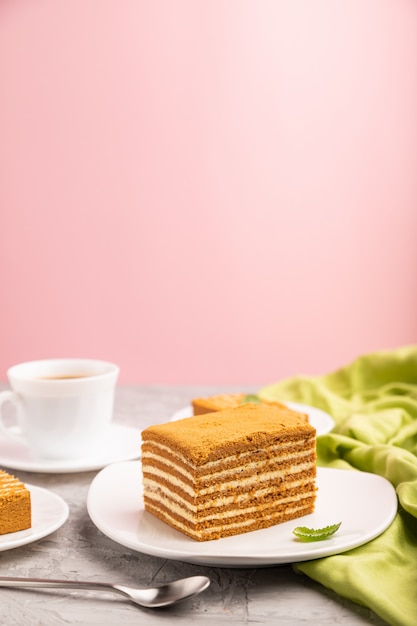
[0,470,32,535]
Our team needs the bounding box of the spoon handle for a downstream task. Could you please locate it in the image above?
[0,576,119,595]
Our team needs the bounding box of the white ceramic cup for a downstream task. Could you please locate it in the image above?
[0,359,119,461]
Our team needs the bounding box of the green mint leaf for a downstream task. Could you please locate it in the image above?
[241,394,261,404]
[293,522,342,542]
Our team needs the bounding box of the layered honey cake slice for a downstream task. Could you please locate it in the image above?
[191,393,250,414]
[191,392,308,421]
[0,470,31,535]
[141,403,317,541]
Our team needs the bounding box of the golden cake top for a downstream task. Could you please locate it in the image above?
[142,403,316,465]
[0,470,27,496]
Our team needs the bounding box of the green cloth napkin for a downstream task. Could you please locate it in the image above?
[259,345,417,626]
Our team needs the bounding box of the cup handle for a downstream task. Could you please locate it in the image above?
[0,390,25,443]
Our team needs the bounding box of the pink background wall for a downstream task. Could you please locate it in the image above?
[1,0,417,385]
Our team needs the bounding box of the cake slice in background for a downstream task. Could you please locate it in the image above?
[141,403,317,541]
[0,470,32,535]
[191,392,308,421]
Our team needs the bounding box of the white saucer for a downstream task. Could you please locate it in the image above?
[170,402,335,436]
[0,423,142,474]
[87,461,397,567]
[0,484,69,551]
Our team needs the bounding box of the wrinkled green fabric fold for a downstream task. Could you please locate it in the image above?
[259,345,417,626]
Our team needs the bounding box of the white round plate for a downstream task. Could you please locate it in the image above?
[170,402,335,436]
[0,424,141,474]
[87,461,397,567]
[0,484,69,551]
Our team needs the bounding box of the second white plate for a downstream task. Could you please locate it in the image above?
[87,461,397,567]
[170,402,335,436]
[0,424,141,474]
[0,484,69,552]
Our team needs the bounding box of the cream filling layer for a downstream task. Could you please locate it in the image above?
[0,476,27,497]
[146,501,311,537]
[142,447,314,485]
[143,459,315,497]
[144,477,315,518]
[143,438,314,476]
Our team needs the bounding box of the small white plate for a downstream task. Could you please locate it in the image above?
[87,461,397,567]
[0,484,69,551]
[170,402,335,436]
[0,424,141,474]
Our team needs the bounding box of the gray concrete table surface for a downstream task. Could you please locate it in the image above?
[0,384,389,625]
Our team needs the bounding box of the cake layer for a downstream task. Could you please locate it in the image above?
[144,483,316,519]
[144,496,316,541]
[142,436,315,480]
[143,462,316,501]
[143,472,316,515]
[142,444,316,497]
[0,470,32,535]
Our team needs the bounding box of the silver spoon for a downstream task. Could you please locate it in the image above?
[0,574,210,608]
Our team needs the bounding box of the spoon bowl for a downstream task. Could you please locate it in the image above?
[0,574,210,608]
